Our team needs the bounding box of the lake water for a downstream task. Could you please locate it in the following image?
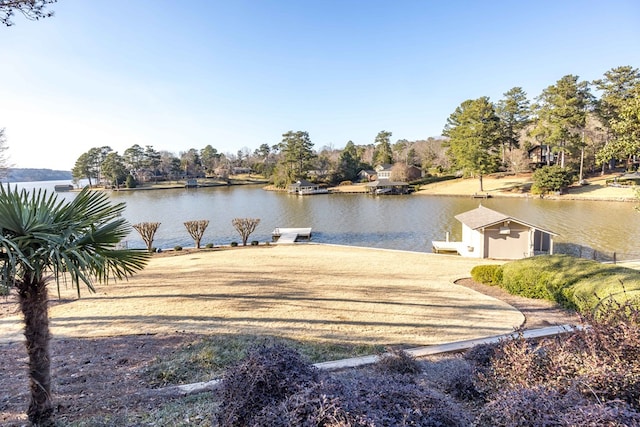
[6,180,640,261]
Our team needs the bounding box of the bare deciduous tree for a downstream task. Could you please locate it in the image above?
[184,220,209,249]
[1,0,56,26]
[133,222,161,252]
[232,218,260,246]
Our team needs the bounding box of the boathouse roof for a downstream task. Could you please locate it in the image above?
[455,205,557,235]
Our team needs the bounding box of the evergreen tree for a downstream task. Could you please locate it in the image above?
[443,97,502,191]
[337,140,361,182]
[496,87,530,168]
[101,152,128,187]
[531,75,593,168]
[593,66,640,169]
[280,130,316,182]
[373,130,393,166]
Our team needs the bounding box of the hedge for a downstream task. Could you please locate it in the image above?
[475,254,640,315]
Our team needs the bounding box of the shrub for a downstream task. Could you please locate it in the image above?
[344,375,470,426]
[250,240,259,246]
[125,174,137,188]
[230,241,238,247]
[476,385,640,426]
[475,386,584,426]
[499,254,640,313]
[470,300,640,418]
[439,360,484,401]
[470,265,503,285]
[258,373,470,427]
[0,283,9,296]
[338,180,352,186]
[174,245,182,251]
[217,344,320,427]
[251,381,361,427]
[464,342,501,369]
[373,349,421,375]
[474,333,551,395]
[562,400,640,426]
[500,262,555,301]
[531,165,575,194]
[205,243,214,249]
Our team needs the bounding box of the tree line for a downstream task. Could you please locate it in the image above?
[70,132,450,189]
[443,65,640,191]
[70,65,639,191]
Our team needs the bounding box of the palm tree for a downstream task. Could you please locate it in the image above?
[0,186,150,425]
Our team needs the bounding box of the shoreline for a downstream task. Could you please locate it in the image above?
[59,171,636,202]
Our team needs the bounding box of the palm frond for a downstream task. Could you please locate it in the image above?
[0,185,150,293]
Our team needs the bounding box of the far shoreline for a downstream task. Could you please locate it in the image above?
[66,171,636,203]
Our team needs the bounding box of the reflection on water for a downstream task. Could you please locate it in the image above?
[7,181,640,260]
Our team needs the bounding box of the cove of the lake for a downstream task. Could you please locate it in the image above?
[9,180,640,261]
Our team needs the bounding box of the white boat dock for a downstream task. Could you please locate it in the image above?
[272,227,312,244]
[431,240,463,254]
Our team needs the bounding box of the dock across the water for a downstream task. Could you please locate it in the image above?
[272,227,312,244]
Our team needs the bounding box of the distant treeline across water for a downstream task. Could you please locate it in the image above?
[1,168,72,183]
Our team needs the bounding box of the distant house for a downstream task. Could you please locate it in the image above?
[287,179,329,195]
[528,145,555,168]
[231,167,252,175]
[374,164,422,181]
[358,169,377,182]
[432,205,556,259]
[405,165,423,181]
[375,164,394,179]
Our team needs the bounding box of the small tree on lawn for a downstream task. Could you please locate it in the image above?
[232,218,260,246]
[531,165,575,195]
[0,186,149,425]
[133,222,161,252]
[184,220,209,249]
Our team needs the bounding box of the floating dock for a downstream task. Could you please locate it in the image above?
[272,227,312,244]
[431,241,463,254]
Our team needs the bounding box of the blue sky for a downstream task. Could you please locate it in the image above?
[1,0,639,170]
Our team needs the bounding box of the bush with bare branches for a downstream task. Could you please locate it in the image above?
[231,218,260,246]
[184,220,209,249]
[133,222,161,252]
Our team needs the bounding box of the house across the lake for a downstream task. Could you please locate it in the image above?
[528,144,556,169]
[432,205,556,260]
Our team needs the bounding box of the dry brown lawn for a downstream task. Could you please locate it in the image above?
[0,244,523,347]
[415,172,636,201]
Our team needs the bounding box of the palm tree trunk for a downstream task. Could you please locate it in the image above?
[18,279,53,425]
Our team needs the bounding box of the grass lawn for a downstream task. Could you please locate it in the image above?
[1,244,522,347]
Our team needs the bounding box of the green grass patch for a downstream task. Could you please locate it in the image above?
[145,334,385,387]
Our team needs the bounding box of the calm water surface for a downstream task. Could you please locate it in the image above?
[9,181,640,260]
